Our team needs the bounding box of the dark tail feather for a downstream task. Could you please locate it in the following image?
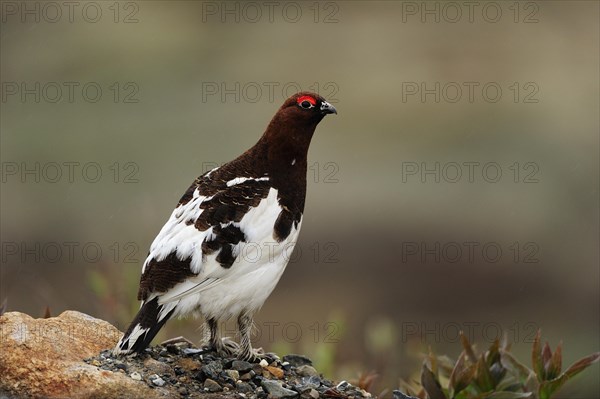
[114,297,176,354]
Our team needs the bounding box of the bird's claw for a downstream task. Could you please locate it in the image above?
[238,347,265,363]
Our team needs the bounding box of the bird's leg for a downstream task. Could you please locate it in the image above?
[237,312,264,362]
[203,317,222,351]
[203,317,238,357]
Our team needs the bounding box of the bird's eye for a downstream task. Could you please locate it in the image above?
[297,95,316,109]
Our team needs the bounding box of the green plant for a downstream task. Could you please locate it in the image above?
[396,330,599,399]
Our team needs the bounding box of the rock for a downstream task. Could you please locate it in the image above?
[114,361,128,372]
[266,365,284,379]
[236,381,253,393]
[200,360,223,381]
[296,365,319,377]
[295,375,321,392]
[252,363,265,374]
[282,354,313,368]
[181,347,203,356]
[0,311,167,399]
[239,371,255,380]
[142,357,171,376]
[393,390,419,399]
[261,379,299,398]
[203,378,222,392]
[149,374,165,387]
[336,380,350,389]
[232,360,253,373]
[130,372,142,381]
[225,369,240,381]
[308,388,320,399]
[259,359,269,367]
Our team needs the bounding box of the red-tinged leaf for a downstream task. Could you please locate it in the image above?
[461,331,478,363]
[541,342,556,381]
[452,364,477,398]
[562,351,600,379]
[541,342,552,367]
[546,342,562,380]
[355,370,378,392]
[539,351,598,399]
[531,330,544,381]
[421,364,447,399]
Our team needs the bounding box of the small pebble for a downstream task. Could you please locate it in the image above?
[182,348,203,356]
[261,380,298,399]
[237,381,254,393]
[296,365,318,377]
[232,360,253,372]
[226,369,240,381]
[240,371,255,380]
[266,365,284,379]
[130,372,142,381]
[282,354,313,368]
[259,359,269,368]
[204,378,222,392]
[150,375,166,387]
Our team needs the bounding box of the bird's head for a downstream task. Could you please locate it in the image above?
[265,91,337,140]
[279,91,338,122]
[260,92,337,168]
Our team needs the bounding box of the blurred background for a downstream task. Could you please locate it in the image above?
[1,1,598,397]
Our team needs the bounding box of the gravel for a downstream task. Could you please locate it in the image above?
[84,343,373,399]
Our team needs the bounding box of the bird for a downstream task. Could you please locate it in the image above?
[114,92,337,361]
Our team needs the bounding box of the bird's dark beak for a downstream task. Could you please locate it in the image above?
[320,100,337,115]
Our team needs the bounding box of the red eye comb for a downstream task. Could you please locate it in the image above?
[297,95,316,105]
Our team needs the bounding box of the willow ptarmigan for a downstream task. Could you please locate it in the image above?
[114,92,337,361]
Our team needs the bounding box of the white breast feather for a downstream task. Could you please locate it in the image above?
[141,182,301,321]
